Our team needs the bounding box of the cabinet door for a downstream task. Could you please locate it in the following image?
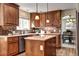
[25,40,44,56]
[45,11,61,27]
[13,42,18,55]
[53,11,61,27]
[45,12,54,26]
[14,7,19,26]
[8,37,18,56]
[45,38,56,56]
[8,42,18,56]
[9,6,16,25]
[31,40,43,56]
[30,13,40,27]
[4,4,13,25]
[8,43,14,56]
[11,37,19,55]
[56,35,61,48]
[3,4,19,26]
[40,13,46,27]
[25,40,32,56]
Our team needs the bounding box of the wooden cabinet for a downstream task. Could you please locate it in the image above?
[15,7,19,25]
[25,37,56,56]
[8,42,18,56]
[0,3,19,26]
[30,13,40,27]
[56,34,61,48]
[0,36,19,56]
[45,12,54,26]
[44,37,56,56]
[53,11,61,27]
[8,37,19,56]
[45,10,61,27]
[40,13,46,27]
[25,40,44,56]
[30,10,61,28]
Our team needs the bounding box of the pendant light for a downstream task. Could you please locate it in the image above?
[35,3,39,20]
[46,3,50,23]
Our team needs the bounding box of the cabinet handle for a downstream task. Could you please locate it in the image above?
[40,45,43,51]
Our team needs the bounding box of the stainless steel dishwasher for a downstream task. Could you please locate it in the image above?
[19,36,25,53]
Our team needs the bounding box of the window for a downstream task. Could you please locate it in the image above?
[16,18,30,30]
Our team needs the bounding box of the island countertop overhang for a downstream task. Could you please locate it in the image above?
[24,35,56,41]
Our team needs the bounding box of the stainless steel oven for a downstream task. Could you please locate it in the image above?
[62,30,74,44]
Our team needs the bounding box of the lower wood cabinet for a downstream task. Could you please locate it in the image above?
[0,36,19,56]
[56,34,61,48]
[8,37,19,56]
[25,37,56,56]
[25,40,43,56]
[44,37,56,56]
[8,42,18,56]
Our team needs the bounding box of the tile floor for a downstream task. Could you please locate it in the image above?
[17,48,76,56]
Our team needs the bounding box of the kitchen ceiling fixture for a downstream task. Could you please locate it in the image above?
[46,3,50,23]
[35,3,39,20]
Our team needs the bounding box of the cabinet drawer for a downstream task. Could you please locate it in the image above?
[8,37,18,43]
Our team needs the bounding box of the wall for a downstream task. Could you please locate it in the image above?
[19,9,30,19]
[75,3,79,12]
[76,3,79,55]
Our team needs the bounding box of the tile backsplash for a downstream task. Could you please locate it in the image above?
[44,27,60,33]
[0,25,60,35]
[31,27,60,33]
[0,25,16,35]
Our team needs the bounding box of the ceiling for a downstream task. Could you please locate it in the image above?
[17,3,76,13]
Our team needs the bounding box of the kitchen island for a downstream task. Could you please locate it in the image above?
[25,35,57,56]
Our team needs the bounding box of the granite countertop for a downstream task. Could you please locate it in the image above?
[41,33,60,35]
[0,33,36,37]
[0,33,60,37]
[24,35,56,41]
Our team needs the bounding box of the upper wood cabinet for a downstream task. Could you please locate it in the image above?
[45,12,54,26]
[0,3,19,26]
[0,36,19,56]
[45,10,61,27]
[53,11,61,27]
[30,10,61,28]
[40,13,46,27]
[30,13,40,27]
